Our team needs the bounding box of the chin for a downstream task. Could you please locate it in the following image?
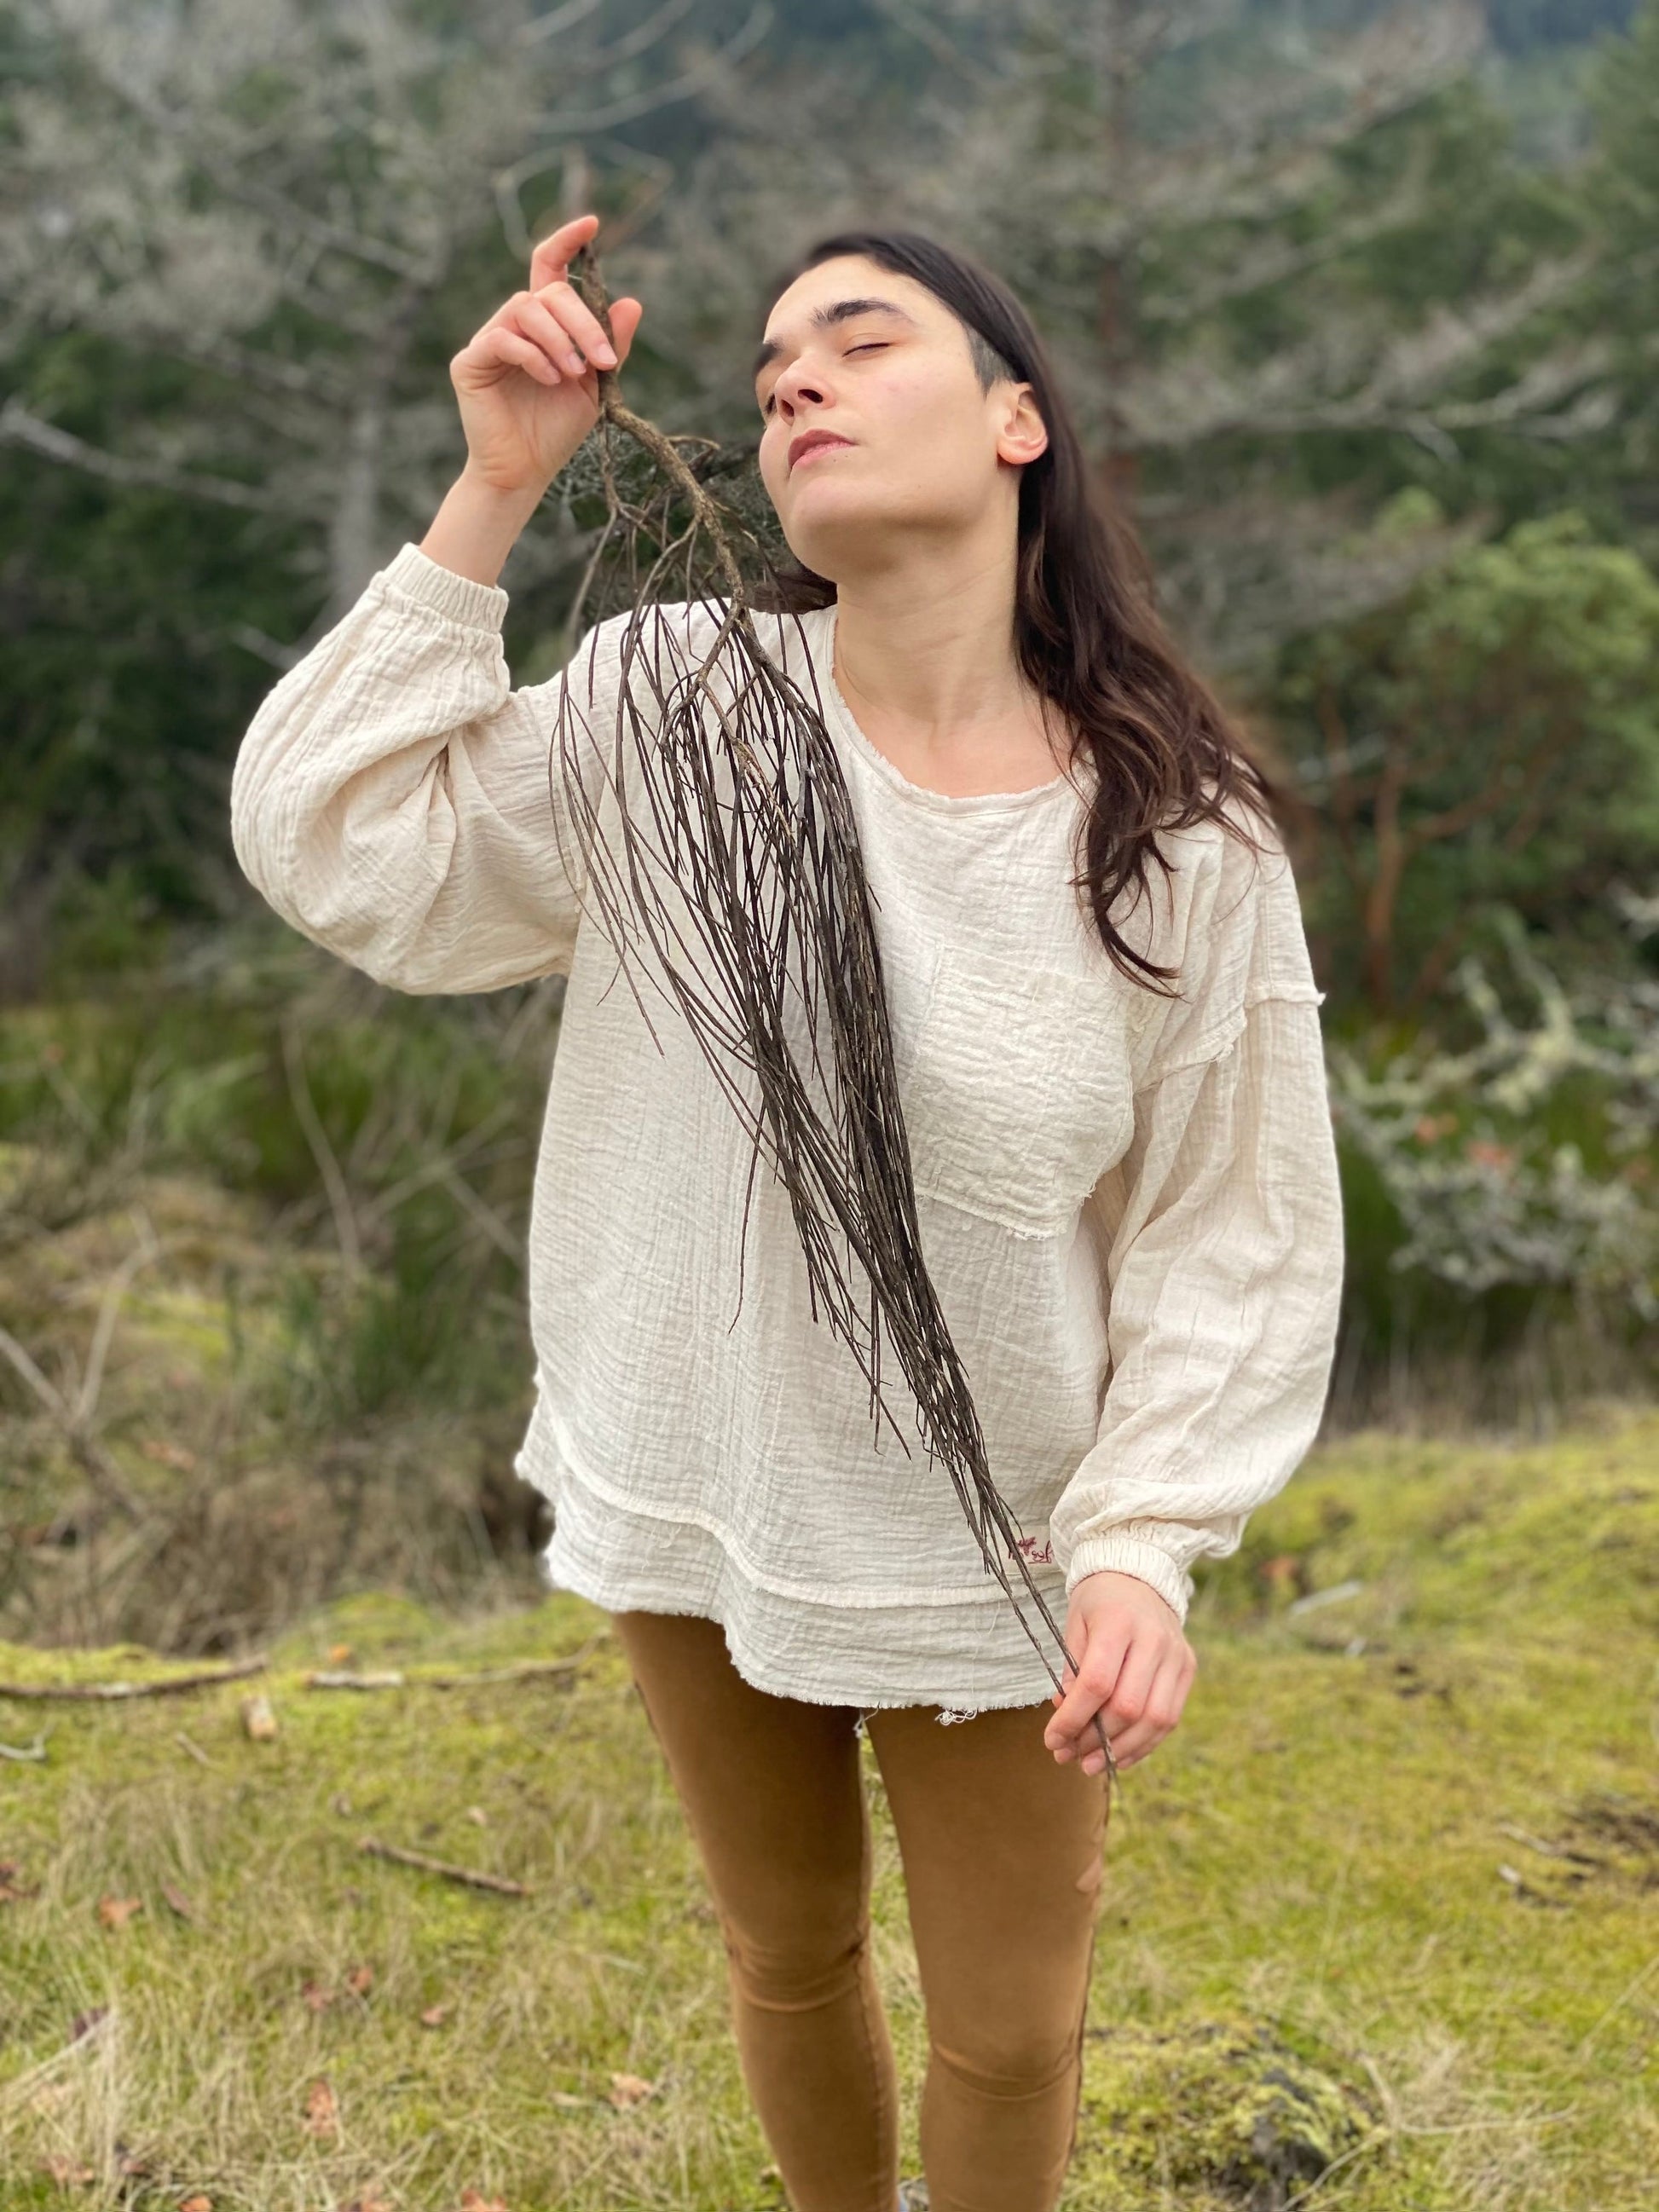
[783,496,917,575]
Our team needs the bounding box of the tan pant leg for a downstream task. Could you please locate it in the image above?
[863,1697,1108,2212]
[610,1609,901,2212]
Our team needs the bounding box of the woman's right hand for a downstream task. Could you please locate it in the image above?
[448,212,644,499]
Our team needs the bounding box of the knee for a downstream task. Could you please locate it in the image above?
[928,2019,1082,2099]
[720,1913,873,2012]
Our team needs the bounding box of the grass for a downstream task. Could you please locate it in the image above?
[3,1405,1657,2210]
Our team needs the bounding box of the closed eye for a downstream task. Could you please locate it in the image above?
[761,341,890,417]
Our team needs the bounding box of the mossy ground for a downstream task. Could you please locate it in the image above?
[3,1406,1656,2210]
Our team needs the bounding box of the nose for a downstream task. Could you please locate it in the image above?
[771,357,829,420]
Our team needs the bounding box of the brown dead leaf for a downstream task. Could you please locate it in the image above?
[346,1963,373,1995]
[338,2197,394,2212]
[303,2079,339,2138]
[301,1979,334,2013]
[96,1895,143,1930]
[464,1806,488,1827]
[1257,1553,1306,1597]
[419,2003,450,2028]
[160,1883,195,1921]
[458,2192,507,2212]
[242,1693,279,1740]
[327,1643,354,1665]
[606,2071,656,2107]
[140,1437,198,1470]
[38,2154,96,2184]
[180,2197,214,2211]
[1,1859,38,1903]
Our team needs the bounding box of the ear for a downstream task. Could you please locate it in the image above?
[994,381,1049,467]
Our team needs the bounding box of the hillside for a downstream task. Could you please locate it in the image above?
[3,1405,1656,2209]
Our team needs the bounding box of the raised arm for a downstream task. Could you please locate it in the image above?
[228,212,645,995]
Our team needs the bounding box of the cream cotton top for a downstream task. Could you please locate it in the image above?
[229,540,1345,1714]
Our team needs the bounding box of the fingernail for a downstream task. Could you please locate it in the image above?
[598,344,617,364]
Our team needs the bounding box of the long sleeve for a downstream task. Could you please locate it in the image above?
[228,542,624,994]
[1047,818,1345,1626]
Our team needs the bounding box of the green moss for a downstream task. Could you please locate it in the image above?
[3,1410,1658,2206]
[1077,2017,1382,2203]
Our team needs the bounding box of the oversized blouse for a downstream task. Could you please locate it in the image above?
[228,540,1346,1714]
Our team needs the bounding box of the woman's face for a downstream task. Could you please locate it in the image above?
[753,255,1046,581]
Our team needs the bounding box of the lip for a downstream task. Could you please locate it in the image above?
[789,430,854,473]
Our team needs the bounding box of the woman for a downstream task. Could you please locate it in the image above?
[230,211,1344,2212]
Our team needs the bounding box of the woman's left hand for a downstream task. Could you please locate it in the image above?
[1043,1570,1197,1775]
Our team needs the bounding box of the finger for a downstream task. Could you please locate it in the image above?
[513,292,601,378]
[606,297,644,361]
[529,211,599,289]
[1047,1672,1119,1758]
[475,328,562,386]
[1101,1637,1161,1740]
[533,279,620,366]
[1101,1651,1193,1770]
[1045,1631,1130,1753]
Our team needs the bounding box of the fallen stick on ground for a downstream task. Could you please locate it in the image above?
[303,1638,607,1693]
[356,1836,533,1896]
[0,1655,269,1701]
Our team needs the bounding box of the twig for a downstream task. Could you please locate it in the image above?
[0,1655,269,1701]
[431,1158,525,1267]
[1495,1820,1604,1867]
[0,1220,189,1525]
[74,1215,165,1429]
[280,1011,361,1273]
[303,1638,606,1692]
[0,1318,147,1520]
[304,1670,410,1689]
[356,1836,532,1896]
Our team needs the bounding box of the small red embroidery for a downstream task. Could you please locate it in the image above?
[1012,1533,1054,1564]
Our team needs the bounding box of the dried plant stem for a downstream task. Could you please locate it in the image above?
[0,1655,269,1701]
[303,1637,608,1693]
[356,1836,532,1897]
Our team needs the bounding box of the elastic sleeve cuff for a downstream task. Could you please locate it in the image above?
[379,541,511,633]
[1064,1532,1194,1624]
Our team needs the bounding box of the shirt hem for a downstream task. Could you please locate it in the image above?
[516,1413,1067,1714]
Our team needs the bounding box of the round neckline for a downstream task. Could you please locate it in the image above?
[813,603,1074,816]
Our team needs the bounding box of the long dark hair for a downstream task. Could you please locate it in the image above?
[750,226,1286,1000]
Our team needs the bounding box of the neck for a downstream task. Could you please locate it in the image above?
[827,536,1052,764]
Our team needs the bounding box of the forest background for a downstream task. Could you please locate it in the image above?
[2,0,1657,1650]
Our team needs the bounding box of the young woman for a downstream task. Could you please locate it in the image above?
[230,211,1344,2212]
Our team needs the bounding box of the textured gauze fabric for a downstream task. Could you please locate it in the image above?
[228,540,1347,1714]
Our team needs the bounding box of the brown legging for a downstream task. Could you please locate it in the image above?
[610,1608,1110,2212]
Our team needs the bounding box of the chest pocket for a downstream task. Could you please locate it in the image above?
[892,942,1154,1239]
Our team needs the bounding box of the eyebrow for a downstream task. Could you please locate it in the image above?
[751,298,920,386]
